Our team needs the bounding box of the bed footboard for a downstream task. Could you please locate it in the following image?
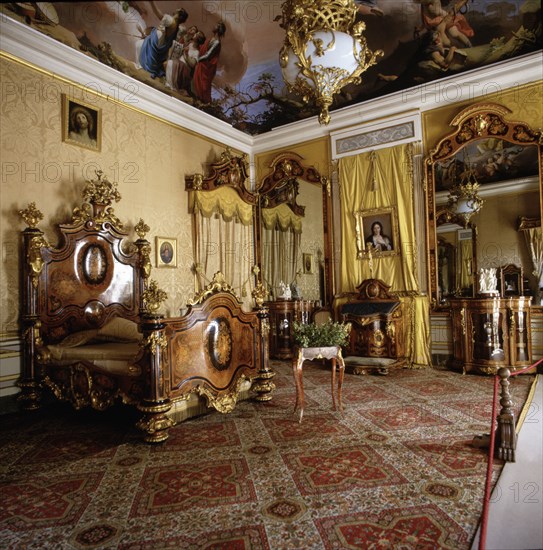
[135,275,273,443]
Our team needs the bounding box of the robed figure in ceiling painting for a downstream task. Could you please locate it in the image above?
[192,21,226,103]
[136,5,188,79]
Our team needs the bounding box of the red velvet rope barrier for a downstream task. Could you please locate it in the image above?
[478,357,543,550]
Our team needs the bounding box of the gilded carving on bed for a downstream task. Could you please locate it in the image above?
[18,170,270,443]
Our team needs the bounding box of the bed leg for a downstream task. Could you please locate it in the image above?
[136,400,174,444]
[18,318,42,410]
[137,315,174,443]
[252,306,276,402]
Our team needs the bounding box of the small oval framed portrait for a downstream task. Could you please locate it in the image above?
[303,253,313,274]
[156,237,177,268]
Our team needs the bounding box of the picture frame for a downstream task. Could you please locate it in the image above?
[62,94,101,152]
[303,253,313,274]
[354,206,400,258]
[156,237,177,268]
[500,264,523,297]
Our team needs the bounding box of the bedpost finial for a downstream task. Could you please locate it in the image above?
[19,202,44,229]
[135,219,150,239]
[252,279,268,308]
[142,280,168,314]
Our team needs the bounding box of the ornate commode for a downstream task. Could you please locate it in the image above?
[340,278,406,374]
[448,297,533,374]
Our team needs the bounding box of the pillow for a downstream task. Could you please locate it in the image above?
[96,317,141,343]
[58,329,99,348]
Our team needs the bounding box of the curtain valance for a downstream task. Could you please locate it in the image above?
[261,203,303,234]
[190,187,253,226]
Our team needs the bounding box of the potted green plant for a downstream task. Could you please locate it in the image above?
[292,320,351,349]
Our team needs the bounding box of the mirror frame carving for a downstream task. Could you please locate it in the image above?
[257,152,334,306]
[425,103,543,309]
[184,147,255,205]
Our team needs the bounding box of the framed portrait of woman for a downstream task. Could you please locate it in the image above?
[354,206,400,258]
[156,237,177,268]
[62,95,101,152]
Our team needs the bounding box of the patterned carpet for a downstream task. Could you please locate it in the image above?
[0,361,535,549]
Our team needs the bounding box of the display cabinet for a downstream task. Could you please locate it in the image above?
[266,299,314,359]
[449,297,532,374]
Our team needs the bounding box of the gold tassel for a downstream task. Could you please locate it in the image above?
[370,150,377,191]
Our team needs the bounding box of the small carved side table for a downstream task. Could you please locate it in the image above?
[292,346,345,422]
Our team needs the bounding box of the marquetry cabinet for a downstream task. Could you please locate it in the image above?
[448,297,532,374]
[266,299,314,359]
[339,278,407,374]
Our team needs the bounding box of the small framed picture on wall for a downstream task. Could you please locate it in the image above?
[62,94,101,152]
[500,264,523,297]
[156,237,177,268]
[303,253,313,274]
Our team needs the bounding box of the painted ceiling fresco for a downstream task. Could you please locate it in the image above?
[435,138,539,191]
[4,1,542,135]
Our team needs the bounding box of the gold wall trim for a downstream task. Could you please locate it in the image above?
[0,332,20,340]
[0,374,19,382]
[0,351,20,359]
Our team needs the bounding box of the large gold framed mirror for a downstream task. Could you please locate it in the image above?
[256,153,333,306]
[425,103,542,309]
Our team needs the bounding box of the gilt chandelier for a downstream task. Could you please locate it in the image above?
[279,0,383,125]
[446,168,484,227]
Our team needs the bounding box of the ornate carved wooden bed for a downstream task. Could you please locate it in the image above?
[18,170,272,443]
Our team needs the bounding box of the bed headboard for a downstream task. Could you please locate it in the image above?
[20,170,151,343]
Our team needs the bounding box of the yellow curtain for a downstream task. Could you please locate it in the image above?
[190,187,255,310]
[340,144,418,291]
[402,295,432,368]
[524,227,543,290]
[458,238,473,290]
[190,187,253,226]
[261,204,303,233]
[339,144,431,367]
[261,204,302,298]
[262,226,301,298]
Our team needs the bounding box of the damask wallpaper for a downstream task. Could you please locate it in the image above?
[0,55,227,335]
[297,181,325,303]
